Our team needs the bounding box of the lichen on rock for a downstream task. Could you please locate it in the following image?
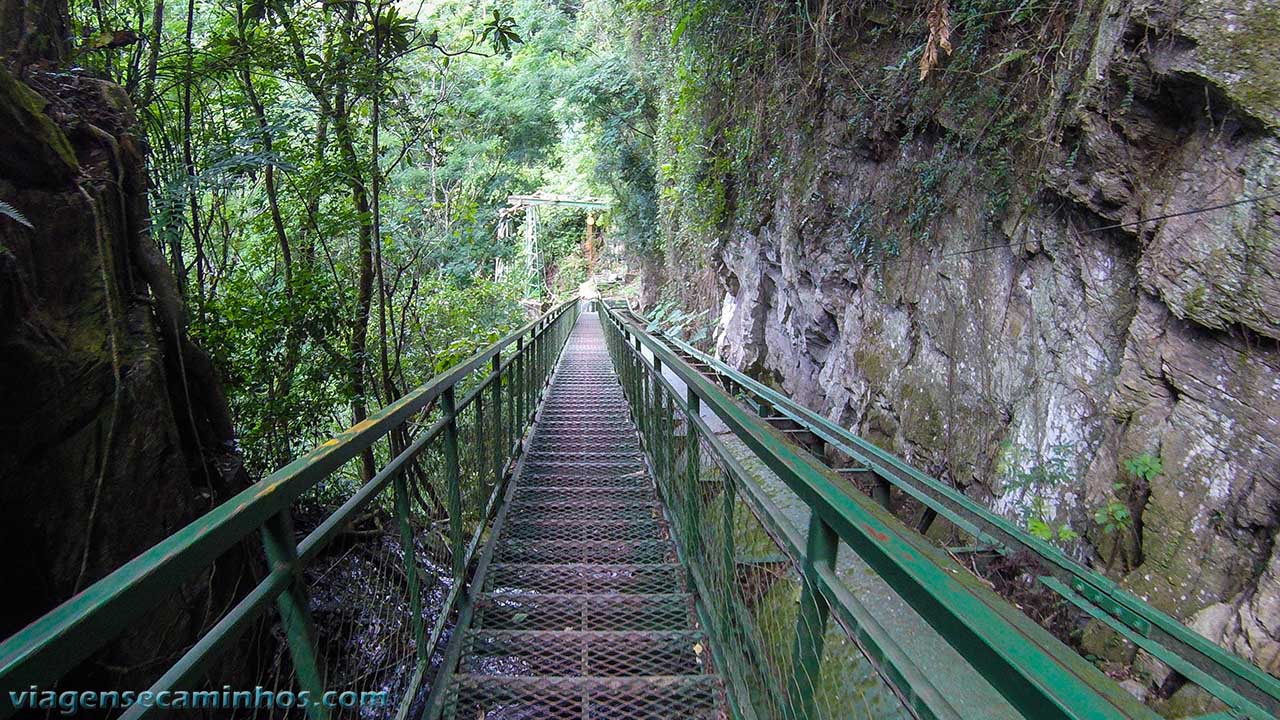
[649,0,1280,692]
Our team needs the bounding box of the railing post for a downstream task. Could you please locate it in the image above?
[260,511,330,720]
[641,358,653,449]
[650,355,662,443]
[474,388,484,487]
[660,381,674,483]
[532,326,540,414]
[443,387,464,578]
[533,325,541,399]
[651,356,662,467]
[786,513,839,720]
[540,322,549,392]
[392,465,427,662]
[533,321,542,399]
[721,478,736,626]
[685,388,703,581]
[625,343,634,411]
[631,335,643,439]
[491,353,502,486]
[516,336,526,441]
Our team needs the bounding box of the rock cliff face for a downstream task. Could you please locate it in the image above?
[0,64,254,684]
[654,0,1279,704]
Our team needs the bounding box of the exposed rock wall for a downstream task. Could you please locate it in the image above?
[0,64,255,686]
[653,0,1279,704]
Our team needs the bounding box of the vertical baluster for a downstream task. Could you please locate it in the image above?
[665,388,676,483]
[538,323,547,394]
[392,459,426,662]
[657,372,668,475]
[475,389,485,494]
[721,478,736,626]
[632,343,639,416]
[443,387,464,578]
[629,332,638,412]
[684,389,702,587]
[531,326,539,417]
[626,336,635,412]
[506,351,515,456]
[651,356,662,470]
[260,511,330,720]
[632,336,643,443]
[636,342,644,426]
[641,358,653,450]
[786,514,839,720]
[532,321,541,402]
[491,353,502,486]
[516,336,526,441]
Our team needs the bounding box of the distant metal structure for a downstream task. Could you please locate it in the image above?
[499,193,611,295]
[506,192,612,210]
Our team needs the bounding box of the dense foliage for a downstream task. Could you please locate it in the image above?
[60,0,656,476]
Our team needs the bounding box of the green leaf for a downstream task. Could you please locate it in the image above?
[1027,518,1052,541]
[670,13,693,46]
[1123,453,1162,482]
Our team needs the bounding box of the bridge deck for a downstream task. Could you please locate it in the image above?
[442,311,724,718]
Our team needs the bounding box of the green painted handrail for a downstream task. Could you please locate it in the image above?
[633,311,1280,720]
[599,301,1158,720]
[0,299,580,719]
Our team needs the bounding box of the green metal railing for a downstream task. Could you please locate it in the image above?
[0,299,580,720]
[629,308,1280,720]
[599,301,1161,720]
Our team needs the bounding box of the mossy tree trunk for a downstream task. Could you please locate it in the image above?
[0,12,260,689]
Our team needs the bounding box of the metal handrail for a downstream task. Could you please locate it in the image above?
[598,300,1157,720]
[630,310,1280,720]
[0,299,580,720]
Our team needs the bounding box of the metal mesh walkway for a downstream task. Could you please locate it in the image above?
[442,310,724,719]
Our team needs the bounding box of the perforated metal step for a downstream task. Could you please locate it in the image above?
[445,675,721,720]
[459,630,710,676]
[442,310,723,719]
[486,564,685,595]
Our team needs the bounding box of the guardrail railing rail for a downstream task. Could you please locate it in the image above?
[599,300,1163,720]
[618,302,1280,720]
[0,300,580,720]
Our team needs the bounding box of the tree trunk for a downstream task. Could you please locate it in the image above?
[0,0,70,67]
[182,0,203,318]
[0,60,259,695]
[272,0,376,480]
